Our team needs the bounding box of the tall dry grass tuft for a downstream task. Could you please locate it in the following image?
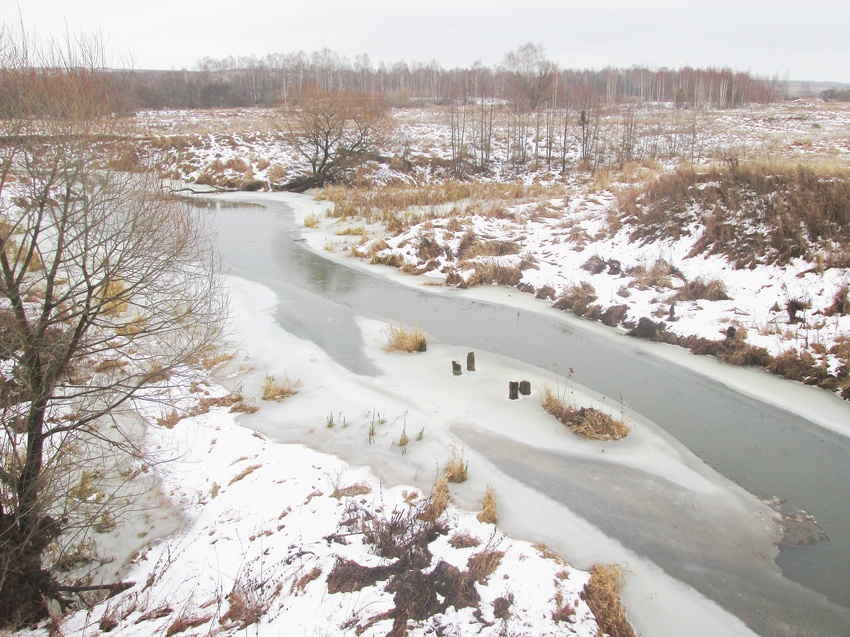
[674,277,730,302]
[383,323,427,352]
[419,477,450,522]
[581,563,637,637]
[476,485,497,524]
[262,373,300,401]
[444,445,469,483]
[540,384,629,440]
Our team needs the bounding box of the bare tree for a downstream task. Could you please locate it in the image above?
[0,29,224,625]
[276,87,387,191]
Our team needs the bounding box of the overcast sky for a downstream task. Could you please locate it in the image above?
[3,1,849,83]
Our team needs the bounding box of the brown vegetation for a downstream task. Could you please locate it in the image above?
[261,373,300,401]
[444,446,469,483]
[383,323,427,353]
[540,385,629,440]
[476,486,498,525]
[621,161,850,268]
[581,564,637,637]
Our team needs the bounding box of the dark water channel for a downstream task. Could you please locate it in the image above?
[204,194,850,636]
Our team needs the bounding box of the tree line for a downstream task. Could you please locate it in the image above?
[1,44,786,115]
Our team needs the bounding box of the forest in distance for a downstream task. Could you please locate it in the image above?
[1,43,808,113]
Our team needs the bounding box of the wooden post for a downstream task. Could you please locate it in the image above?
[508,381,519,400]
[519,380,531,396]
[466,351,476,372]
[452,361,462,376]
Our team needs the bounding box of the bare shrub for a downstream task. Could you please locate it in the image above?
[785,298,810,323]
[383,323,427,352]
[581,564,637,637]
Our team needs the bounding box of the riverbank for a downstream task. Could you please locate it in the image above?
[205,191,850,635]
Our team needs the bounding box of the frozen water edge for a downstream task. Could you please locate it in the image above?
[197,190,850,634]
[223,273,767,637]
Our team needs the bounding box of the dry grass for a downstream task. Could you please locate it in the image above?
[581,563,637,637]
[476,485,498,525]
[674,277,730,302]
[552,282,598,316]
[290,566,323,594]
[467,549,504,584]
[318,180,566,231]
[99,278,128,316]
[219,588,264,629]
[201,350,235,370]
[419,477,450,522]
[165,608,213,637]
[228,464,262,486]
[331,482,372,499]
[551,590,576,623]
[452,261,522,289]
[444,446,469,483]
[94,358,129,374]
[540,384,629,440]
[621,160,850,268]
[383,323,427,352]
[448,532,481,549]
[262,373,300,401]
[826,284,850,316]
[156,409,182,429]
[627,260,682,290]
[115,315,148,336]
[303,212,321,228]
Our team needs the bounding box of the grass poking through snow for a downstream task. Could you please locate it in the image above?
[383,323,427,353]
[540,384,630,440]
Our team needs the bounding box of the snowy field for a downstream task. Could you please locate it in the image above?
[17,101,850,637]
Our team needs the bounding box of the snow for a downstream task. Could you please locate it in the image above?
[23,266,771,637]
[22,101,850,636]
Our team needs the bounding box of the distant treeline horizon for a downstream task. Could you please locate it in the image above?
[2,43,829,116]
[123,46,786,111]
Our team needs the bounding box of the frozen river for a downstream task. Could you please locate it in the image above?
[204,193,850,637]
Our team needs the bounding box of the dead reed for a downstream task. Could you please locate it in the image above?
[540,384,629,440]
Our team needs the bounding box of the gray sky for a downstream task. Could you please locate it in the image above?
[4,0,849,83]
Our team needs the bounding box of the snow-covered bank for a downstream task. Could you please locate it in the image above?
[278,189,850,440]
[25,273,772,637]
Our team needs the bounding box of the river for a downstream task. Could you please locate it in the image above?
[202,193,850,637]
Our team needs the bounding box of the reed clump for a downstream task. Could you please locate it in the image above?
[383,323,427,353]
[540,384,629,440]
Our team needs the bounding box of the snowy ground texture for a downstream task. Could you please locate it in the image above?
[18,279,609,637]
[16,101,848,637]
[136,100,850,400]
